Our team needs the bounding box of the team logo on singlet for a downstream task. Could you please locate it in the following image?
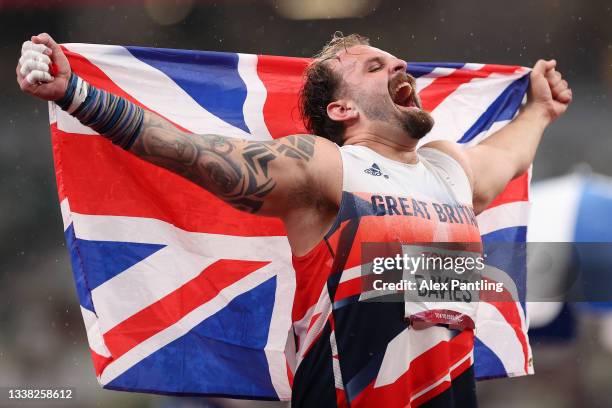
[364,163,389,179]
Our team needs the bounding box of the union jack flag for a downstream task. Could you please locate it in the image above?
[48,44,533,400]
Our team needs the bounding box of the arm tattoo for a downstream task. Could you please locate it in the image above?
[130,112,316,213]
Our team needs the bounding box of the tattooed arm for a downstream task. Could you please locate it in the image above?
[16,33,340,221]
[129,111,336,216]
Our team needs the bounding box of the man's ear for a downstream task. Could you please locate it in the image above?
[327,100,359,123]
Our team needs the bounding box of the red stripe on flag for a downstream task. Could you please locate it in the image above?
[51,123,68,202]
[495,302,530,374]
[474,64,522,74]
[89,348,113,377]
[257,55,310,139]
[485,298,530,374]
[51,129,287,236]
[486,172,529,210]
[480,275,530,374]
[419,64,521,112]
[103,259,269,359]
[53,47,190,201]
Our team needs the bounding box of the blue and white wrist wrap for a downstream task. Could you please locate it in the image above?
[55,73,144,150]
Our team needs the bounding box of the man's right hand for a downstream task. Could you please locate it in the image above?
[17,33,71,101]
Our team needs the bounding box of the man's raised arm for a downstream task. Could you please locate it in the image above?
[426,59,572,214]
[17,33,337,217]
[466,59,572,213]
[129,112,319,214]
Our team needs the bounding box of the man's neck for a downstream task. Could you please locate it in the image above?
[343,131,420,165]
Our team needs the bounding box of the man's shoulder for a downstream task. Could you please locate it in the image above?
[276,134,339,159]
[421,139,463,159]
[420,140,474,188]
[284,133,342,202]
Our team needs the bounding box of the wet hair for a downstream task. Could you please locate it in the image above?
[299,32,370,145]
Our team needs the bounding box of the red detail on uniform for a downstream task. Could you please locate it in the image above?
[410,309,476,331]
[411,354,473,407]
[291,187,482,405]
[349,330,474,407]
[321,208,481,274]
[328,313,336,331]
[336,387,349,408]
[334,276,363,302]
[292,240,334,323]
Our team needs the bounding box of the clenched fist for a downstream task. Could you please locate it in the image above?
[16,33,71,101]
[527,59,573,123]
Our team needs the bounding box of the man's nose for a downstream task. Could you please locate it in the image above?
[391,59,407,74]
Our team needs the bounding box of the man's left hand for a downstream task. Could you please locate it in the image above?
[526,59,572,123]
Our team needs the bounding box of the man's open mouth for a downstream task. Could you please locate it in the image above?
[389,77,419,109]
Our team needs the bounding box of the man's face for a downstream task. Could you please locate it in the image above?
[331,45,434,140]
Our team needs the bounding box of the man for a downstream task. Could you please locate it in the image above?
[17,32,571,407]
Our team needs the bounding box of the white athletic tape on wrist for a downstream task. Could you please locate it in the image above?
[67,76,89,114]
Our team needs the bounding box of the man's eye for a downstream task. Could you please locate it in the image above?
[369,65,382,72]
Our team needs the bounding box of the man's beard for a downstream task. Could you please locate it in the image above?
[351,90,435,140]
[397,107,435,140]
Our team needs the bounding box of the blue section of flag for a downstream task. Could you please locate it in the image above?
[482,240,527,304]
[474,337,506,379]
[125,47,250,133]
[458,75,529,144]
[407,62,465,78]
[482,225,527,243]
[107,276,278,398]
[482,226,528,309]
[72,237,165,290]
[65,224,94,312]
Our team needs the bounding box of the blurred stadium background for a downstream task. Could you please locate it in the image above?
[1,0,611,407]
